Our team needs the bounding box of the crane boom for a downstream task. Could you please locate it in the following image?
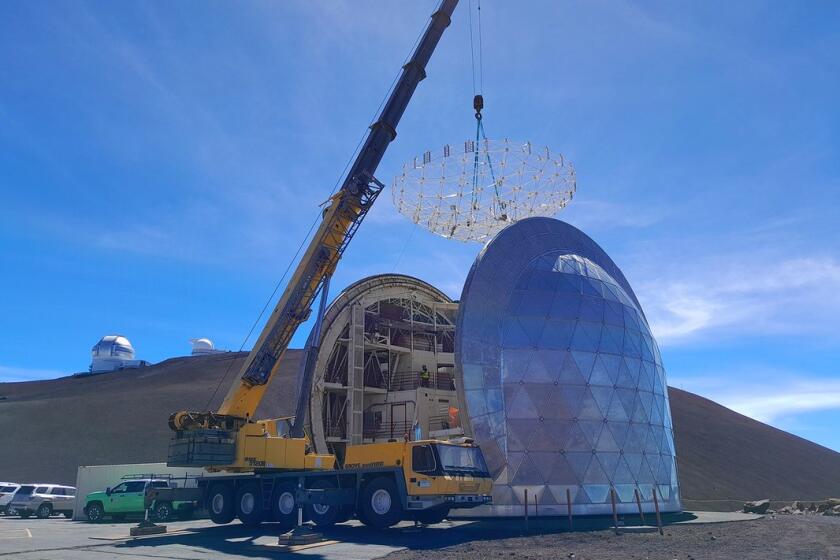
[171,0,458,431]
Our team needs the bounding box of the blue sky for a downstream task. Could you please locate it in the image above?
[2,1,839,451]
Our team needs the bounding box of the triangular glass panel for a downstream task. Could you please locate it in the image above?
[603,300,625,327]
[518,291,552,317]
[531,419,572,450]
[606,397,629,422]
[640,334,655,361]
[615,483,636,503]
[616,359,636,389]
[599,326,624,356]
[519,317,547,346]
[524,354,555,383]
[530,451,558,481]
[608,421,630,449]
[596,452,621,480]
[578,420,604,449]
[589,355,613,387]
[564,451,592,481]
[564,422,591,452]
[626,423,648,453]
[571,351,596,379]
[558,351,587,385]
[590,386,614,416]
[512,454,544,485]
[501,348,531,383]
[577,296,604,323]
[540,320,576,351]
[631,394,650,423]
[506,419,536,452]
[502,317,531,347]
[528,269,559,292]
[550,294,581,320]
[506,386,538,419]
[580,277,603,298]
[523,383,555,417]
[638,362,655,391]
[577,388,604,420]
[615,387,637,419]
[546,455,577,484]
[557,385,587,419]
[623,305,642,332]
[492,484,516,505]
[623,453,643,482]
[595,425,620,452]
[549,484,578,504]
[612,456,635,485]
[644,426,660,454]
[584,484,611,504]
[571,321,601,352]
[555,273,582,295]
[623,330,642,358]
[636,456,656,483]
[583,457,610,484]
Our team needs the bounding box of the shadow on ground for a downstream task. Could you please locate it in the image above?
[108,513,699,558]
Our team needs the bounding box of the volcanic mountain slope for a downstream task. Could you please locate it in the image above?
[2,352,839,509]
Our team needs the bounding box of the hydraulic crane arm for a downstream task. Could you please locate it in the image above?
[170,0,458,430]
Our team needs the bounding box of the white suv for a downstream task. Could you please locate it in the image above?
[0,483,20,515]
[10,484,76,519]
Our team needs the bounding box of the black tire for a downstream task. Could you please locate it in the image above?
[63,511,73,519]
[360,477,402,529]
[207,483,236,524]
[86,502,104,523]
[271,482,298,530]
[152,501,173,523]
[306,479,342,527]
[414,507,449,525]
[4,504,14,516]
[36,503,52,519]
[235,481,263,527]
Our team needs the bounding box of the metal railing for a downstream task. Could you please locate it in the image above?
[388,370,455,391]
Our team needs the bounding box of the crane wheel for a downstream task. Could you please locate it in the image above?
[235,481,263,527]
[207,483,235,524]
[359,477,402,530]
[271,482,298,530]
[306,479,341,527]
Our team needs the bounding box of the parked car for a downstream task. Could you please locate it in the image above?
[10,484,76,519]
[83,479,194,522]
[0,483,20,515]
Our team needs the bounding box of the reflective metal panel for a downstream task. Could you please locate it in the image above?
[456,217,681,516]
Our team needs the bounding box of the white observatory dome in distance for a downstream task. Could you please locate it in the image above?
[90,335,140,373]
[190,338,222,356]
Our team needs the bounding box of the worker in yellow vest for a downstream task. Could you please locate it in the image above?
[420,365,430,388]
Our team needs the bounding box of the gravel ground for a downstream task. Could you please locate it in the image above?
[385,515,840,560]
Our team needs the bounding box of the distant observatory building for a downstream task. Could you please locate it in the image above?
[190,338,225,356]
[90,335,148,373]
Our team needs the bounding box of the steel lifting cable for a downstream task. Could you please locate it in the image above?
[468,0,502,215]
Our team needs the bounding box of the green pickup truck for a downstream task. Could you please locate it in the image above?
[83,479,195,522]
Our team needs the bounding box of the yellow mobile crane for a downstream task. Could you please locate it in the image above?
[163,0,493,530]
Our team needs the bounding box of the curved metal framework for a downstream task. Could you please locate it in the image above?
[392,139,576,243]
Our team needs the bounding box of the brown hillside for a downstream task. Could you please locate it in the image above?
[1,353,839,510]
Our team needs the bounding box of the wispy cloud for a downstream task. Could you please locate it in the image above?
[671,369,840,425]
[0,365,66,383]
[637,256,840,344]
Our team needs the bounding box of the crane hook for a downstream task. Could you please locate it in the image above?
[473,94,484,120]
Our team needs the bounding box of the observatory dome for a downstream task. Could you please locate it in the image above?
[455,217,680,516]
[190,338,220,356]
[90,335,138,373]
